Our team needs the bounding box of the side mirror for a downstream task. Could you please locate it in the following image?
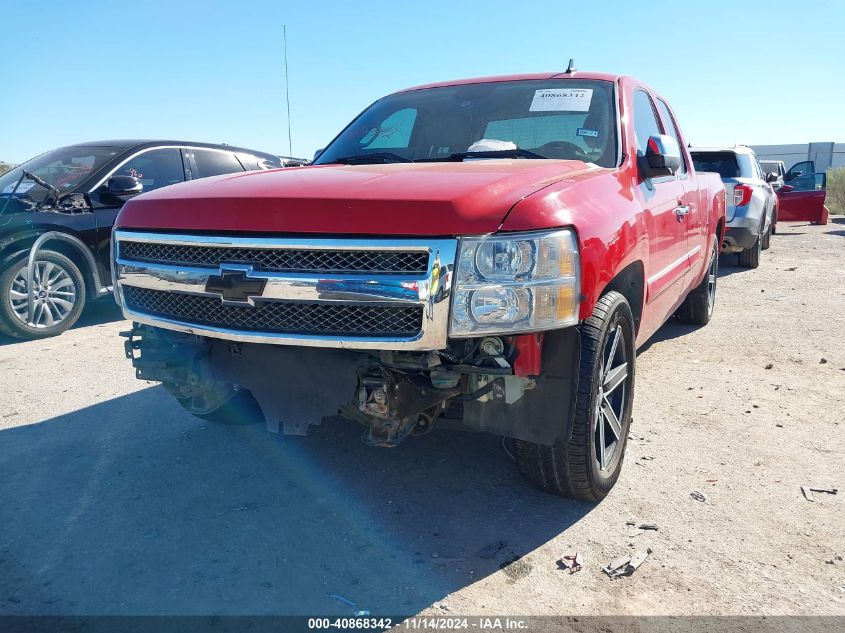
[779,184,794,193]
[766,172,779,183]
[641,134,681,179]
[312,148,324,161]
[106,175,143,197]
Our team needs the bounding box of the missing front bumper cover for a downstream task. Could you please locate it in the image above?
[342,368,459,447]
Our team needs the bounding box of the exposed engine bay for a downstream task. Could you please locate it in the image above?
[123,323,580,447]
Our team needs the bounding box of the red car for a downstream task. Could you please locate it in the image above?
[113,70,725,500]
[761,159,829,225]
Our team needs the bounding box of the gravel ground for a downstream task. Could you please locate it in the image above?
[0,220,843,617]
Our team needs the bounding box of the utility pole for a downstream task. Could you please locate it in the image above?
[283,25,293,158]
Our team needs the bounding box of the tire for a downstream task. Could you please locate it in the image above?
[738,222,762,269]
[175,391,265,426]
[514,291,636,501]
[676,239,718,325]
[0,250,86,339]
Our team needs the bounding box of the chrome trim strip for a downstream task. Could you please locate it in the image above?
[116,261,432,305]
[115,230,436,252]
[646,244,702,287]
[114,230,457,351]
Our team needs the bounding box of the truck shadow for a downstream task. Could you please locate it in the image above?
[715,254,746,278]
[0,299,124,347]
[637,319,699,354]
[638,254,746,352]
[0,386,592,616]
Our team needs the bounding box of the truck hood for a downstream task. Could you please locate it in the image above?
[116,160,599,236]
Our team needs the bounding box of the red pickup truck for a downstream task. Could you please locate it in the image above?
[114,71,725,500]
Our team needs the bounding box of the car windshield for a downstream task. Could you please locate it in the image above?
[759,161,779,174]
[315,79,618,167]
[0,145,121,203]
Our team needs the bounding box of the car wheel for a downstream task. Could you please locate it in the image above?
[738,222,762,269]
[514,291,635,501]
[174,391,265,426]
[0,251,86,339]
[761,224,771,250]
[676,239,718,325]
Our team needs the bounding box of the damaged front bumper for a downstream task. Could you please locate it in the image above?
[123,323,580,447]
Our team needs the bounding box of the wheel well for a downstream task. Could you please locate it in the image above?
[602,261,644,334]
[1,236,97,300]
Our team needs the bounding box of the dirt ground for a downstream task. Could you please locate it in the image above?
[0,220,843,617]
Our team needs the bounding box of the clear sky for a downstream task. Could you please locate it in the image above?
[2,0,843,164]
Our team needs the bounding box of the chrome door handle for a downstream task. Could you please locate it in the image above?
[674,205,690,220]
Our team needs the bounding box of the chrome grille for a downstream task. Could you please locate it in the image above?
[122,286,424,337]
[119,241,429,275]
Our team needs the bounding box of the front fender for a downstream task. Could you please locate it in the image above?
[461,327,581,445]
[0,227,107,294]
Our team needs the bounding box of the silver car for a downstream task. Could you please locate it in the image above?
[691,146,776,268]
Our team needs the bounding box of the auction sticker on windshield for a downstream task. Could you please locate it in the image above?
[529,88,593,112]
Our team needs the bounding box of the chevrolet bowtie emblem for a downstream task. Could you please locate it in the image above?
[205,269,267,304]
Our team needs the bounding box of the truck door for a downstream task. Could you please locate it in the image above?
[633,90,691,319]
[654,98,703,273]
[778,161,828,223]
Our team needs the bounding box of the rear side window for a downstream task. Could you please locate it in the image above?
[691,151,740,178]
[236,153,279,171]
[633,90,661,156]
[192,149,245,178]
[654,99,686,174]
[735,153,756,178]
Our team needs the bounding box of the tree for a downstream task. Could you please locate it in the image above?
[827,168,845,215]
[0,162,16,176]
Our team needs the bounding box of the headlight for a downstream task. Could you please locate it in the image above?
[450,229,580,336]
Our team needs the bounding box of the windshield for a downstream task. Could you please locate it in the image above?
[315,79,618,167]
[759,160,779,174]
[0,145,121,204]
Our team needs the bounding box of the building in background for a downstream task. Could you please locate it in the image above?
[750,142,844,171]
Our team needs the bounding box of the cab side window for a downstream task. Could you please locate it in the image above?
[117,148,185,193]
[655,98,687,175]
[633,90,662,157]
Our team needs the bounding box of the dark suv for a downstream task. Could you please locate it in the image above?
[0,140,281,339]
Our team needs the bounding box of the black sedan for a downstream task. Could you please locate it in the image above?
[0,140,281,339]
